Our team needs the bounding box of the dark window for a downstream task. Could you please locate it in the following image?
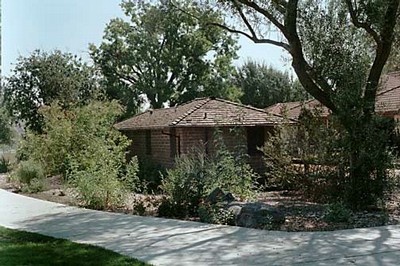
[145,130,152,155]
[170,128,177,158]
[247,127,265,155]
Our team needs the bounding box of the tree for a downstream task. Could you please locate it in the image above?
[90,0,239,116]
[235,60,309,108]
[198,0,400,209]
[3,50,100,132]
[0,108,12,145]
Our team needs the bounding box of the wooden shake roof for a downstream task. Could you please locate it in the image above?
[115,97,288,130]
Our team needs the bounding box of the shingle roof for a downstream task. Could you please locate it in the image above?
[265,100,330,119]
[115,97,288,130]
[265,71,400,118]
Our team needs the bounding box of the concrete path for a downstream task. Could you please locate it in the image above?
[1,189,400,266]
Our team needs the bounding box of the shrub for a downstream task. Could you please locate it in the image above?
[161,148,208,217]
[324,202,353,223]
[18,100,127,177]
[137,158,165,193]
[198,202,235,225]
[12,160,45,185]
[21,178,47,193]
[160,131,257,218]
[0,157,10,173]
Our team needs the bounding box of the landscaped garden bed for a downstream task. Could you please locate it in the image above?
[2,173,399,232]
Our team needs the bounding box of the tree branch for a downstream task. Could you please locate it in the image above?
[345,0,381,44]
[209,22,290,51]
[364,0,400,114]
[284,0,336,112]
[237,0,287,34]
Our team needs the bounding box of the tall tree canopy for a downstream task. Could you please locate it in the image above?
[3,50,100,132]
[197,0,400,209]
[236,60,309,108]
[90,0,239,116]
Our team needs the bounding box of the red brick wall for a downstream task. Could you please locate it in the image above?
[124,126,274,173]
[124,129,174,168]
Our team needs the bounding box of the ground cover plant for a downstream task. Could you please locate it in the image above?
[0,226,149,266]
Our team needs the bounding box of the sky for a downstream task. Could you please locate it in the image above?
[2,0,290,77]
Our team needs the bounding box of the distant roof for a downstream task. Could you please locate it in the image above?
[265,100,330,119]
[115,97,289,130]
[265,71,400,118]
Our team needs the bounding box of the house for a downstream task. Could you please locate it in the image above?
[114,97,289,171]
[265,71,400,120]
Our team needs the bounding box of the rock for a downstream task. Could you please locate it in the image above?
[206,188,225,204]
[227,201,285,229]
[223,192,235,203]
[58,190,65,197]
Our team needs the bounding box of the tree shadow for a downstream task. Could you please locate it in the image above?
[3,190,400,265]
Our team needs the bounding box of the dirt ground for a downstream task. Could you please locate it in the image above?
[1,173,399,232]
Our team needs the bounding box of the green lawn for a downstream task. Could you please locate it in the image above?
[0,226,150,266]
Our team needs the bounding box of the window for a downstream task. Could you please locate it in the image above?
[247,127,265,155]
[145,130,152,155]
[170,128,177,157]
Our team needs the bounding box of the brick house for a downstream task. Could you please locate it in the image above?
[114,97,288,171]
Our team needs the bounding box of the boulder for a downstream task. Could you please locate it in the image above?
[205,188,236,204]
[227,202,285,229]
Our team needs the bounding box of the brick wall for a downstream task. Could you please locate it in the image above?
[124,125,274,173]
[124,129,174,168]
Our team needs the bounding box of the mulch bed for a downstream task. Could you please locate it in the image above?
[1,174,399,232]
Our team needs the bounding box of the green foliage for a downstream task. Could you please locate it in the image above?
[11,160,47,193]
[161,130,257,218]
[0,157,10,173]
[17,100,139,209]
[161,148,208,217]
[90,0,239,115]
[0,107,13,145]
[137,158,165,194]
[198,202,235,225]
[324,202,353,223]
[206,0,399,210]
[18,101,125,177]
[69,158,126,210]
[12,160,45,185]
[263,108,394,208]
[4,50,101,132]
[235,61,310,108]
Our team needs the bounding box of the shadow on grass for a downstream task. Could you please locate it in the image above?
[0,226,149,266]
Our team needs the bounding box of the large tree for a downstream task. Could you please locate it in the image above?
[196,0,400,208]
[236,60,309,108]
[3,50,100,132]
[90,0,239,116]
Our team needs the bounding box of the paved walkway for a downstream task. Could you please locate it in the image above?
[1,189,400,265]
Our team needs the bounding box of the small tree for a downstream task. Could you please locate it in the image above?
[4,50,101,132]
[17,100,139,209]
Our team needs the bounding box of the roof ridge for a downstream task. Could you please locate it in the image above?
[170,98,211,126]
[215,98,293,120]
[376,84,400,97]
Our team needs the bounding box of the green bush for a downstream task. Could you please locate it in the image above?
[0,157,10,173]
[137,158,165,193]
[161,148,208,217]
[324,202,353,223]
[160,133,257,218]
[21,178,47,193]
[198,202,235,225]
[12,160,45,185]
[16,100,140,209]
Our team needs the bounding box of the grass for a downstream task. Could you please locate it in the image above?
[0,226,150,266]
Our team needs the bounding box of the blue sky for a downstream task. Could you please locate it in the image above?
[2,0,290,76]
